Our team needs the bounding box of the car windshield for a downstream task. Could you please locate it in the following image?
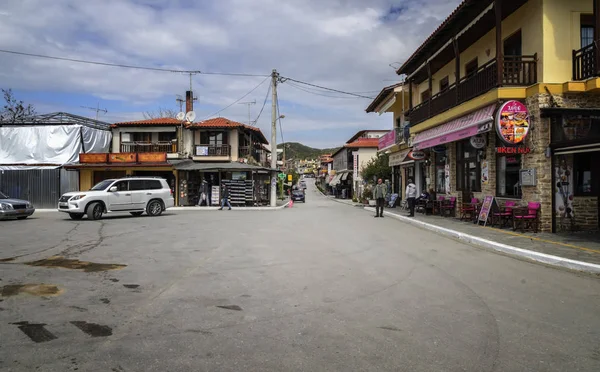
[0,191,8,199]
[90,179,115,191]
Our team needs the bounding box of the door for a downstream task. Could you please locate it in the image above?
[107,180,132,211]
[128,180,148,210]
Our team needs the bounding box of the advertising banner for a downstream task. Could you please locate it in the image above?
[496,100,530,145]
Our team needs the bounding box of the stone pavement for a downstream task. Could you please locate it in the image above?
[370,205,600,269]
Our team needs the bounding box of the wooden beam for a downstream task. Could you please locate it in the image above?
[453,37,460,104]
[595,0,600,75]
[427,61,432,118]
[495,0,503,86]
[408,79,413,111]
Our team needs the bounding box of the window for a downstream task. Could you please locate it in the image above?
[158,132,176,142]
[112,181,129,191]
[200,131,227,145]
[575,153,594,195]
[581,14,594,48]
[435,152,446,194]
[439,76,449,92]
[456,139,480,192]
[504,30,522,56]
[496,155,522,198]
[132,133,151,142]
[421,89,431,102]
[465,58,478,77]
[145,180,163,190]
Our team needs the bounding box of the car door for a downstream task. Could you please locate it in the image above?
[107,180,132,211]
[128,180,147,210]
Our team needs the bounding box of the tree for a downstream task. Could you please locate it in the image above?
[360,153,391,185]
[0,89,37,123]
[142,107,178,119]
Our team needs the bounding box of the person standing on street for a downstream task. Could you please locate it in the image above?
[373,178,387,218]
[219,184,232,210]
[406,178,417,217]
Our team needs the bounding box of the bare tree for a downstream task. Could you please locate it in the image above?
[143,107,178,119]
[0,89,37,123]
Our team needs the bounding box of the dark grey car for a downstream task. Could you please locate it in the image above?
[0,191,35,220]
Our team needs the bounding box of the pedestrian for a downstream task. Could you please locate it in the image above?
[406,178,417,217]
[219,184,232,210]
[373,178,387,218]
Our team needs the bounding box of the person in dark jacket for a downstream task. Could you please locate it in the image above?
[219,184,232,210]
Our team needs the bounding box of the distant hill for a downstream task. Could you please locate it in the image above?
[277,142,339,160]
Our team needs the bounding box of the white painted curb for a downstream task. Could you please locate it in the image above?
[364,207,600,274]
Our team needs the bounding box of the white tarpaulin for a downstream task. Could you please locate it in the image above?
[0,125,111,166]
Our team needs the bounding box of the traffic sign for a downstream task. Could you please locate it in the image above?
[287,174,292,182]
[278,173,285,180]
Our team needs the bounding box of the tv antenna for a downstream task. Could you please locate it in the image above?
[238,100,256,126]
[176,94,184,112]
[81,103,107,121]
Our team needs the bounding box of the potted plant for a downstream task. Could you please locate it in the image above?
[362,187,375,206]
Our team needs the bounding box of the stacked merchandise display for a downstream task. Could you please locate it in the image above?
[222,179,255,206]
[211,186,220,206]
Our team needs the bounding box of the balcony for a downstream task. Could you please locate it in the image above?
[573,44,597,81]
[121,141,177,153]
[409,55,538,125]
[194,144,231,157]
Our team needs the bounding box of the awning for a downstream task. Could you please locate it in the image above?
[172,160,275,172]
[413,104,496,150]
[340,171,351,181]
[329,173,343,186]
[554,143,600,155]
[389,149,410,167]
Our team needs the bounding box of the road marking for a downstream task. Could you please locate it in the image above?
[482,227,600,255]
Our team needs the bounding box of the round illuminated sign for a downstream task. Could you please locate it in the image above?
[469,134,487,149]
[408,150,426,161]
[496,100,530,145]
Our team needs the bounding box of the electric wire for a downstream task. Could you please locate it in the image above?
[285,81,361,99]
[280,76,375,99]
[253,82,271,125]
[202,76,270,120]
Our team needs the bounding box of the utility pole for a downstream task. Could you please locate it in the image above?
[270,69,279,207]
[80,103,107,121]
[238,100,256,126]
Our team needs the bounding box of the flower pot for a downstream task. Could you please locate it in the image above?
[368,199,376,207]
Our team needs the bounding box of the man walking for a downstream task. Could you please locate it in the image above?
[373,178,387,218]
[219,184,232,210]
[406,178,417,217]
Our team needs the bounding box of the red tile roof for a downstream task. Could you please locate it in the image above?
[344,138,380,148]
[111,117,182,127]
[190,117,269,144]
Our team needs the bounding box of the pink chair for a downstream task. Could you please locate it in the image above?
[441,197,456,217]
[513,202,541,233]
[492,200,516,228]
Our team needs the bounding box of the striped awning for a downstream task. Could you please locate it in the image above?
[413,104,496,150]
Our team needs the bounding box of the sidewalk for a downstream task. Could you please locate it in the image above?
[359,206,600,274]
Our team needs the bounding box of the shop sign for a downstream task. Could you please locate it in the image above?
[496,100,530,145]
[496,146,531,154]
[432,145,446,153]
[389,149,409,167]
[477,196,499,226]
[79,153,108,163]
[378,129,397,150]
[138,152,166,163]
[407,150,426,161]
[109,153,136,163]
[353,152,359,179]
[469,134,487,149]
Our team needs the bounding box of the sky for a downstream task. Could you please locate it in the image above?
[0,0,461,148]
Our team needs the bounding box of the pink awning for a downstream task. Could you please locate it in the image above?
[413,104,497,150]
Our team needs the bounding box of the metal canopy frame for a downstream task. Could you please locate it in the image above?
[0,112,111,130]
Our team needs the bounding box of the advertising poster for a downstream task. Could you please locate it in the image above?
[477,195,497,226]
[496,100,530,145]
[481,160,489,185]
[444,164,450,194]
[555,157,574,223]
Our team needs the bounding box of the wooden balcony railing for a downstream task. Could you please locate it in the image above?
[121,141,177,153]
[409,55,538,125]
[573,43,597,81]
[238,146,251,158]
[194,144,230,156]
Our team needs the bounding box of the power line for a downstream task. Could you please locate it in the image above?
[202,76,270,119]
[253,82,271,125]
[0,49,269,77]
[280,76,375,99]
[286,81,361,99]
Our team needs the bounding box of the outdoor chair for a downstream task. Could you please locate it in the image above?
[416,198,428,214]
[492,200,516,228]
[441,197,456,217]
[432,196,445,215]
[513,202,541,233]
[460,198,479,221]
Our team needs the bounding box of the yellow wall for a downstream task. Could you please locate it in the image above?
[543,0,593,82]
[80,169,94,191]
[413,0,544,106]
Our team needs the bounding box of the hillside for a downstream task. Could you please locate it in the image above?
[277,142,339,160]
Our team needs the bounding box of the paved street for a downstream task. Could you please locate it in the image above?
[1,182,600,372]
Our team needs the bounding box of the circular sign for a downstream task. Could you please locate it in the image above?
[470,134,487,149]
[496,100,530,145]
[408,150,426,161]
[432,145,446,153]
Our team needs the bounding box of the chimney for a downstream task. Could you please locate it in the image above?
[185,91,193,113]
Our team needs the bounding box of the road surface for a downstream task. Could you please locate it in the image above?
[1,181,599,371]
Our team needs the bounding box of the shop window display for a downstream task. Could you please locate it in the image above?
[497,155,522,198]
[574,153,595,196]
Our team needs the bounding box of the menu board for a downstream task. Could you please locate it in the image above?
[477,195,498,226]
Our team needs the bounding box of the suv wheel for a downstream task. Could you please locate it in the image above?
[69,213,84,220]
[87,202,103,220]
[146,200,163,217]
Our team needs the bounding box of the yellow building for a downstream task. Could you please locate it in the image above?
[395,0,600,232]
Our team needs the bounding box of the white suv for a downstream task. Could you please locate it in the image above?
[58,177,175,220]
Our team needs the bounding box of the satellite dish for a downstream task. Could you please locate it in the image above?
[185,111,196,122]
[176,112,185,121]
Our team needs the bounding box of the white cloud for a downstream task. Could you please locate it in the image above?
[0,0,461,147]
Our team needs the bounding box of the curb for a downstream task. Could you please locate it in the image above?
[363,207,600,274]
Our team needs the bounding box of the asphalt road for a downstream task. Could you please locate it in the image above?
[1,181,599,371]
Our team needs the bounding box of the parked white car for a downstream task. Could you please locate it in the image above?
[58,177,175,220]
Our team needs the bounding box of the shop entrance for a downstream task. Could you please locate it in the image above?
[456,139,481,201]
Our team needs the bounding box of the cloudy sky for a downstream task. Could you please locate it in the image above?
[0,0,460,148]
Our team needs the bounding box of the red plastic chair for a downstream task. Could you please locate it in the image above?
[492,200,516,228]
[513,202,541,233]
[460,198,479,221]
[441,197,456,217]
